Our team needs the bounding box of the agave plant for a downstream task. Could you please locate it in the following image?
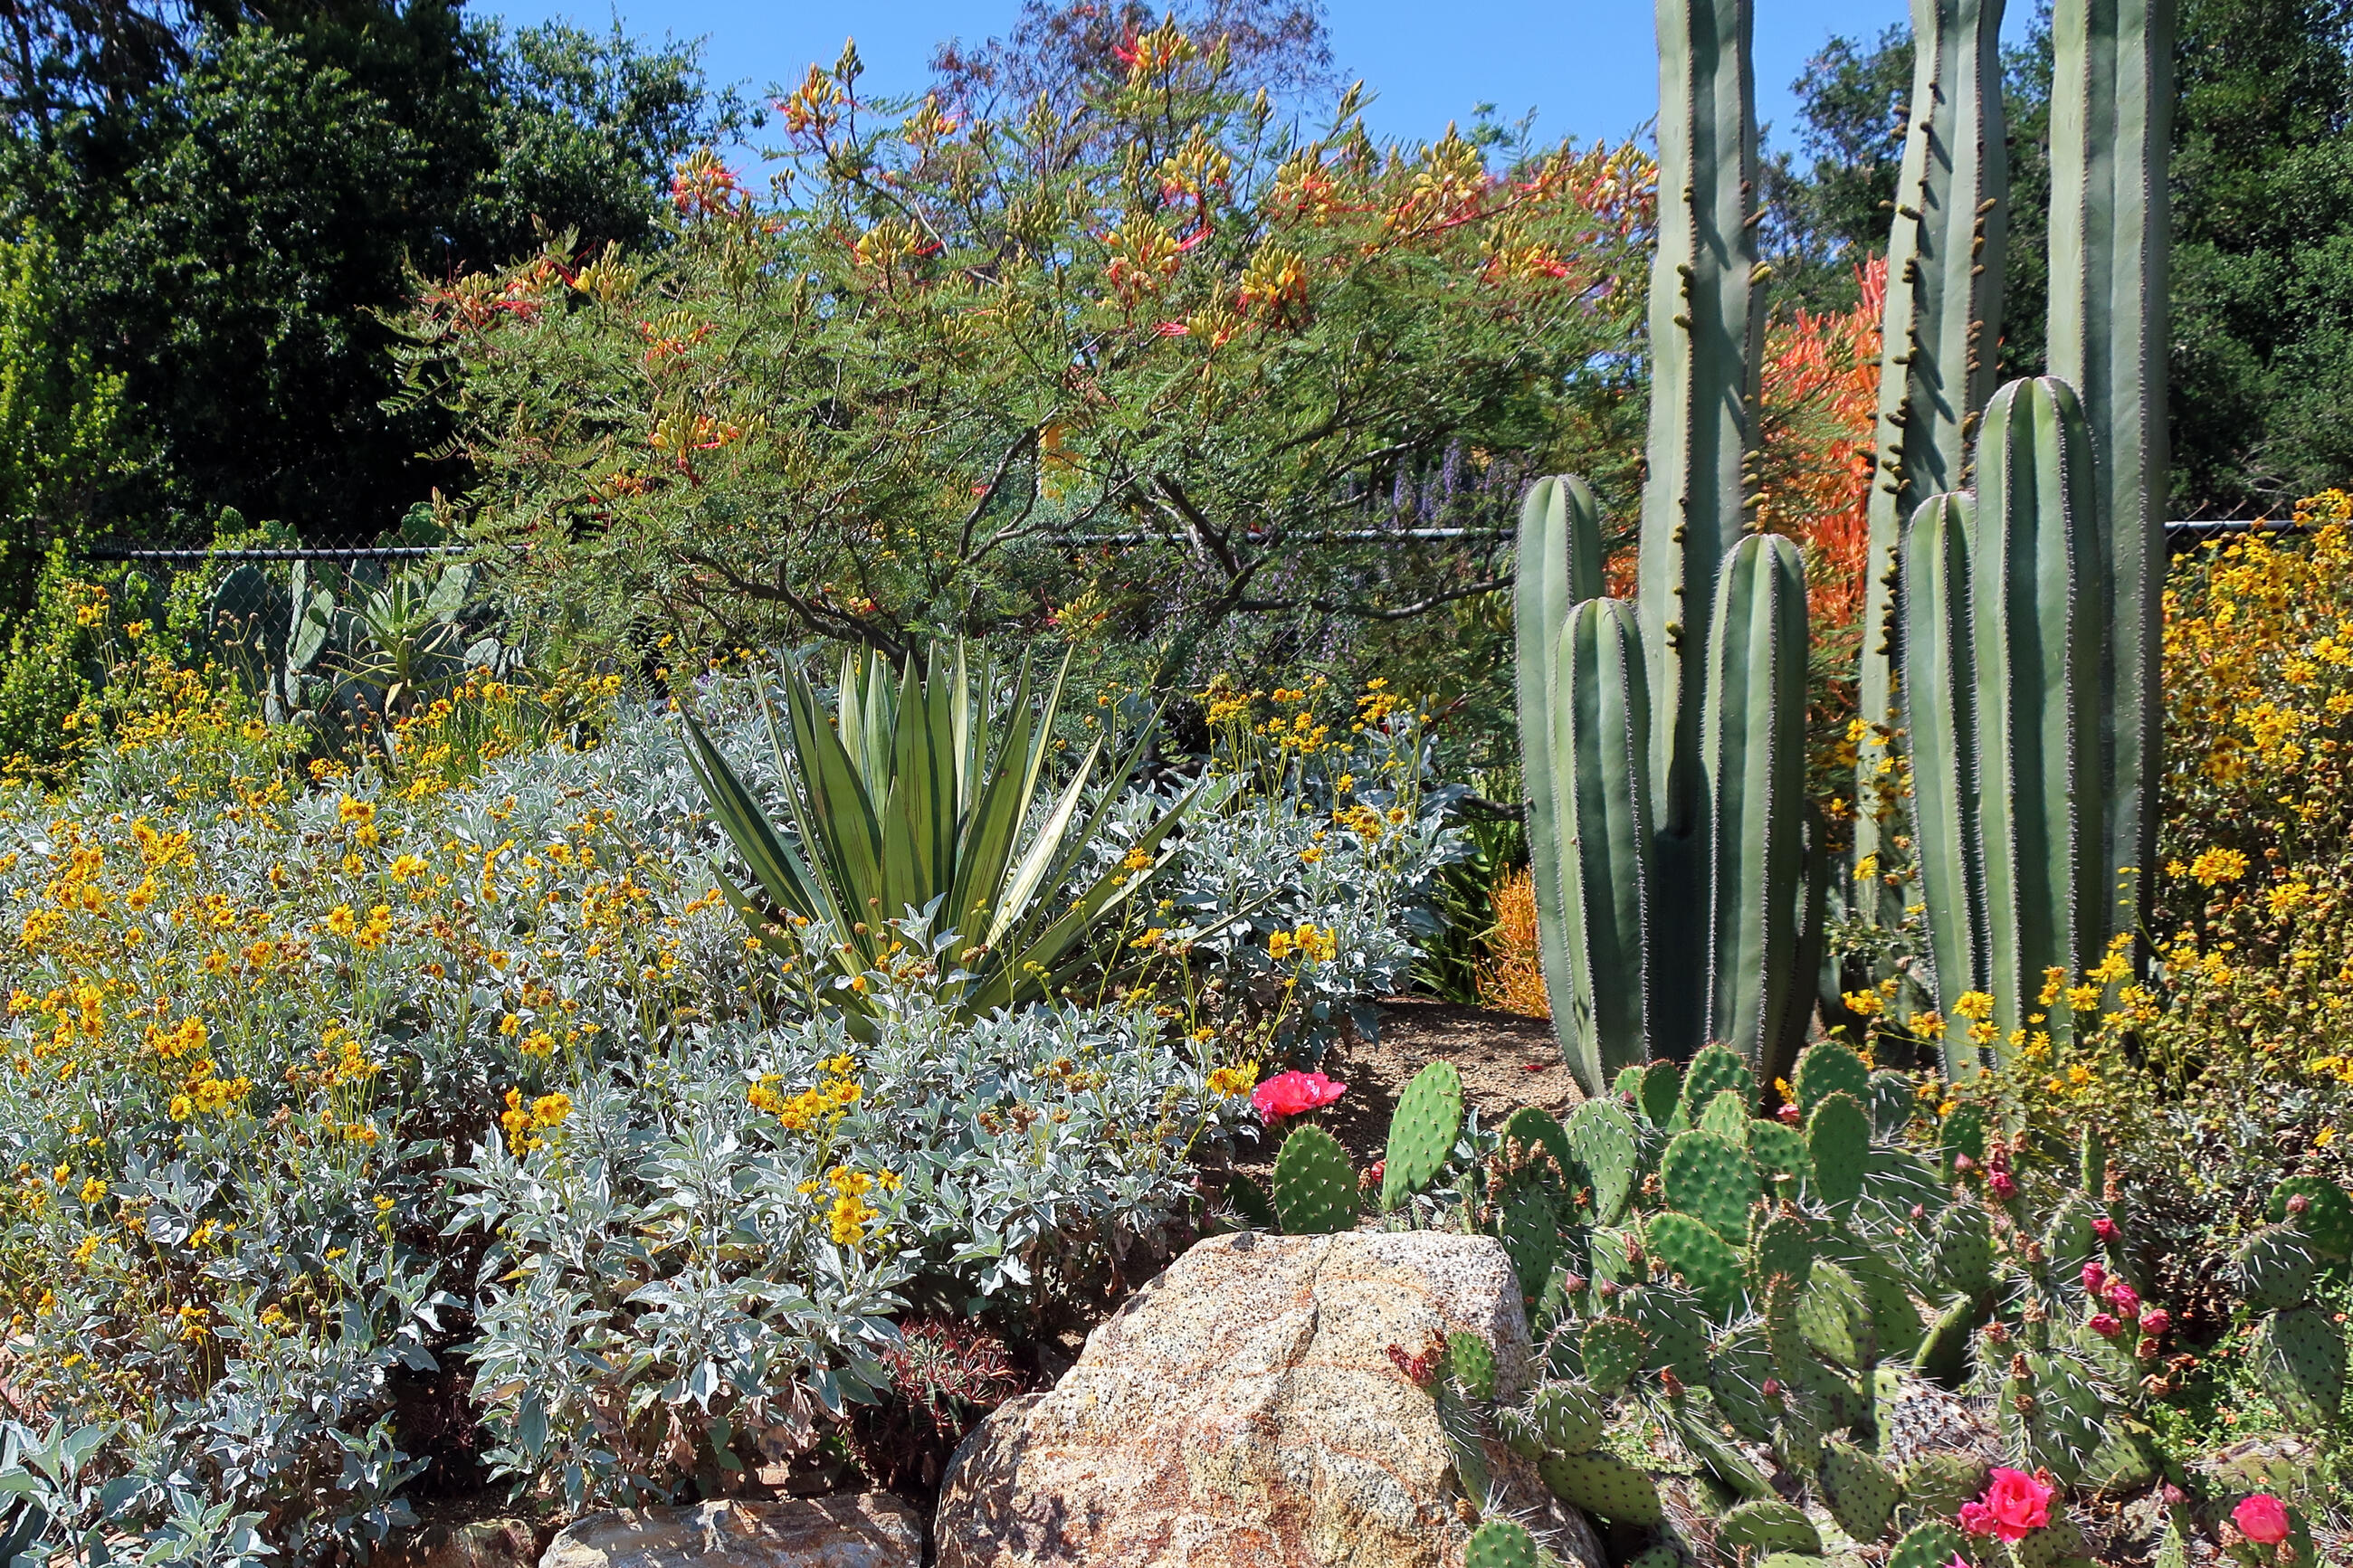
[681,645,1198,1021]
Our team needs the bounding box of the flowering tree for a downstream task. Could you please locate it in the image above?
[399,25,1652,673]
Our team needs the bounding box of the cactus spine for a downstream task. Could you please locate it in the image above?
[2048,0,2173,945]
[1853,0,2008,924]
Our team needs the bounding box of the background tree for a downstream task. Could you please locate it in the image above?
[405,24,1653,756]
[2,0,737,538]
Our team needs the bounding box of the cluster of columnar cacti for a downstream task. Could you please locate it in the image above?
[1516,500,1819,1097]
[1517,0,1823,1098]
[1853,0,2173,1051]
[1900,378,2115,1068]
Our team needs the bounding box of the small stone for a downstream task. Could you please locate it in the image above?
[538,1497,920,1568]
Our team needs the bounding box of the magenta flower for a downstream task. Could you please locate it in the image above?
[2082,1260,2108,1293]
[2233,1494,2291,1546]
[1252,1070,1346,1123]
[1958,1468,2053,1542]
[2087,1312,2123,1337]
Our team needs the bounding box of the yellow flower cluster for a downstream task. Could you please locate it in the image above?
[1267,923,1338,965]
[1206,1060,1259,1098]
[499,1087,574,1152]
[798,1164,899,1247]
[748,1055,862,1133]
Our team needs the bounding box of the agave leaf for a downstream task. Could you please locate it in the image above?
[948,657,1040,949]
[781,665,887,958]
[990,732,1108,951]
[981,795,1198,1012]
[679,705,824,925]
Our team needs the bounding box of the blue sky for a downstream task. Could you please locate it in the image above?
[483,0,1920,153]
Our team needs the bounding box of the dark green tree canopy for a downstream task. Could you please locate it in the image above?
[2,0,738,538]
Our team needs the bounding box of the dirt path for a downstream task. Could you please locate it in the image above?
[1236,996,1581,1177]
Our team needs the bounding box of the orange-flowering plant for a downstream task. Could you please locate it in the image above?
[399,24,1652,677]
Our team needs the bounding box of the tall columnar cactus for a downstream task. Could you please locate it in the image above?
[1539,596,1654,1087]
[1900,493,1992,1030]
[1520,527,1810,1089]
[1852,0,2009,921]
[1516,475,1609,1076]
[2048,0,2173,946]
[1518,0,1815,1089]
[1701,533,1809,1064]
[1903,377,2108,1066]
[1637,0,1764,862]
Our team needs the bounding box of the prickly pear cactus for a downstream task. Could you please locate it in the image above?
[1270,1125,1356,1235]
[1789,1038,1869,1112]
[1445,1330,1500,1402]
[2253,1305,2346,1430]
[1577,1315,1647,1395]
[1645,1212,1746,1320]
[1820,1439,1903,1541]
[1565,1098,1641,1222]
[1380,1060,1462,1212]
[2233,1224,2317,1311]
[1661,1128,1759,1241]
[1716,1499,1820,1554]
[1539,1449,1663,1525]
[1680,1042,1757,1120]
[1462,1519,1538,1568]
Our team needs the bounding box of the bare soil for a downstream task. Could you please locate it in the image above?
[1234,995,1580,1178]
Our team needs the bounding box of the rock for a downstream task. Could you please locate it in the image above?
[538,1497,920,1568]
[935,1230,1605,1568]
[380,1518,540,1568]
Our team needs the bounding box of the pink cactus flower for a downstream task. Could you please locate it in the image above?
[1251,1070,1346,1123]
[2233,1494,2291,1546]
[2082,1260,2108,1294]
[2092,1215,2118,1240]
[2140,1307,2171,1336]
[1988,1171,2018,1200]
[1958,1467,2054,1542]
[2087,1312,2124,1337]
[2106,1281,2140,1319]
